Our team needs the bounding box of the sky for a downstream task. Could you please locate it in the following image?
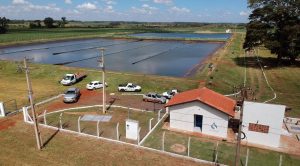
[0,0,251,23]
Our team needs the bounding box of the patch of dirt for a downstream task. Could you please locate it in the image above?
[0,119,16,131]
[170,144,187,154]
[45,89,164,113]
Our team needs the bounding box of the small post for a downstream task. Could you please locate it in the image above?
[43,110,47,125]
[138,127,141,145]
[116,122,119,141]
[22,107,27,122]
[78,116,81,133]
[158,109,162,121]
[245,148,249,166]
[59,113,63,129]
[279,154,282,166]
[97,120,100,137]
[215,141,219,163]
[0,102,5,117]
[188,137,191,157]
[162,131,165,151]
[149,118,154,132]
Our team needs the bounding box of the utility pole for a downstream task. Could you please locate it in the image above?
[235,87,246,166]
[98,48,106,114]
[24,57,42,150]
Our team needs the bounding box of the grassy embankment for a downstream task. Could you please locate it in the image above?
[195,33,300,117]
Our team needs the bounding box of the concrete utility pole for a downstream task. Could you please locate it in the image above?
[24,57,42,150]
[98,48,106,114]
[235,87,246,166]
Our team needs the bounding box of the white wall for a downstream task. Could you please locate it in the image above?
[242,101,285,148]
[169,101,229,138]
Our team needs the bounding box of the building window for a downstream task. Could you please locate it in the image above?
[248,123,269,133]
[194,114,203,131]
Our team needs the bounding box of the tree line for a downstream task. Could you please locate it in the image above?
[0,17,68,34]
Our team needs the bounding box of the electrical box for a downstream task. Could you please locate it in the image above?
[126,119,139,140]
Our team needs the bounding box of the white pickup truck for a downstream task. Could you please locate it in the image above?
[118,83,141,92]
[60,73,87,86]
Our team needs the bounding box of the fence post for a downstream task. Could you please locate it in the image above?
[158,109,162,120]
[149,118,154,132]
[162,131,165,151]
[116,122,119,141]
[245,148,249,166]
[59,113,63,129]
[97,120,100,137]
[78,116,81,133]
[22,107,27,122]
[138,127,141,146]
[188,137,191,157]
[43,110,47,125]
[214,141,219,163]
[0,102,5,117]
[279,154,282,166]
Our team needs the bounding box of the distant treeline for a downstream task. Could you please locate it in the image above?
[8,19,245,30]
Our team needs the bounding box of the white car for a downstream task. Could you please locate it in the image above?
[162,89,178,99]
[86,81,107,90]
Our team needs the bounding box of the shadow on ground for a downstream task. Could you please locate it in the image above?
[233,56,300,69]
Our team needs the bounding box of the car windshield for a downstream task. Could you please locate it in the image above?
[88,82,93,85]
[156,94,162,98]
[63,76,72,80]
[65,90,75,95]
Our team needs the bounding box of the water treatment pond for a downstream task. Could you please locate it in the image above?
[130,33,231,40]
[0,38,224,77]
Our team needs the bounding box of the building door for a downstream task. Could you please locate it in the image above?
[194,114,203,131]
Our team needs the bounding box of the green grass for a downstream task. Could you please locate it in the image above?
[142,118,300,166]
[0,60,198,110]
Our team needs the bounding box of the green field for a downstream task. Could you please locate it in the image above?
[142,118,300,166]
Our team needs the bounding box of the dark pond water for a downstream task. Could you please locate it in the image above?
[130,33,232,40]
[0,38,224,77]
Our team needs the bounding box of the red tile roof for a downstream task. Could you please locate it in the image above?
[166,87,236,117]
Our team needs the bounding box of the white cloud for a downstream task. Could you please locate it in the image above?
[131,4,158,15]
[12,0,29,5]
[64,0,72,4]
[106,1,116,5]
[240,11,250,16]
[77,2,97,10]
[104,5,114,13]
[153,0,172,4]
[169,6,190,13]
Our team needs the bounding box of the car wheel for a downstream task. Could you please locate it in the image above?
[120,89,125,92]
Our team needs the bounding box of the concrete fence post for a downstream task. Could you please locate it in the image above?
[116,122,119,141]
[59,113,63,129]
[245,148,249,166]
[0,102,5,117]
[43,110,47,125]
[214,141,219,163]
[138,127,141,146]
[158,110,162,121]
[97,120,100,137]
[22,107,27,122]
[279,154,282,166]
[162,131,165,151]
[149,118,154,132]
[188,137,191,157]
[78,116,81,133]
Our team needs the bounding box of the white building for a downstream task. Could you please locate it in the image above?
[166,87,236,138]
[242,101,286,148]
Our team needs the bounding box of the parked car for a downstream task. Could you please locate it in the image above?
[86,81,107,90]
[63,88,81,103]
[162,89,178,99]
[143,92,167,104]
[60,73,87,86]
[118,83,141,92]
